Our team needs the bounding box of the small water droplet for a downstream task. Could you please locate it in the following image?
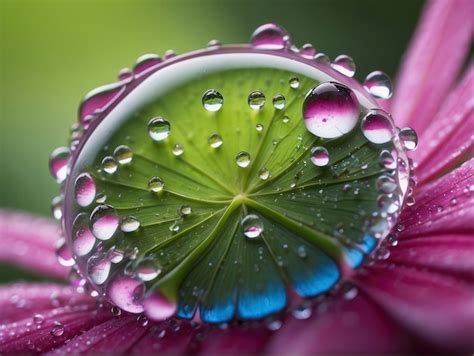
[289,77,300,89]
[303,82,359,139]
[236,151,251,168]
[207,39,221,48]
[33,314,45,325]
[56,239,75,267]
[96,193,107,203]
[172,144,184,156]
[102,156,118,174]
[343,285,358,300]
[87,253,111,285]
[148,176,164,193]
[118,68,133,82]
[282,116,290,124]
[376,175,397,194]
[90,205,119,240]
[331,55,356,77]
[241,214,264,239]
[310,146,330,167]
[121,216,141,233]
[148,117,171,141]
[363,71,393,99]
[297,245,307,258]
[51,195,63,220]
[49,147,70,183]
[265,318,282,331]
[208,133,223,148]
[164,49,176,59]
[396,223,405,232]
[406,196,416,206]
[113,145,133,164]
[72,213,95,256]
[251,23,289,50]
[202,89,223,112]
[135,258,162,281]
[314,53,330,65]
[258,167,271,180]
[178,205,192,217]
[387,234,398,246]
[292,303,312,319]
[74,173,96,207]
[256,123,264,132]
[111,306,122,316]
[375,246,390,260]
[272,94,286,110]
[248,91,266,110]
[299,43,315,59]
[50,321,64,337]
[379,150,397,170]
[361,109,394,144]
[399,127,418,151]
[133,54,162,75]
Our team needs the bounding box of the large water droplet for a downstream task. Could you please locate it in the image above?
[148,117,171,141]
[331,55,356,77]
[248,91,266,110]
[106,275,145,313]
[303,82,359,139]
[90,205,119,240]
[399,127,418,151]
[379,150,397,170]
[74,173,96,207]
[148,176,164,192]
[361,109,394,144]
[202,89,223,112]
[236,151,251,168]
[135,258,162,281]
[102,156,118,174]
[49,147,70,183]
[133,54,162,76]
[208,133,223,148]
[50,321,65,337]
[310,146,330,167]
[272,94,286,110]
[241,214,264,239]
[113,145,133,164]
[121,216,141,233]
[250,23,289,50]
[143,291,177,321]
[72,213,96,256]
[87,253,111,285]
[363,71,393,99]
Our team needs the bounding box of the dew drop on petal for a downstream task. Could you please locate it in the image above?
[72,213,96,256]
[74,173,96,207]
[135,258,162,281]
[303,82,359,139]
[310,146,330,167]
[299,43,315,59]
[121,216,141,233]
[375,246,390,260]
[106,275,145,313]
[314,53,330,65]
[33,314,45,325]
[236,151,251,168]
[56,239,75,267]
[49,147,70,183]
[148,176,164,192]
[50,321,64,337]
[248,91,266,110]
[143,291,177,321]
[363,71,393,99]
[331,55,356,77]
[399,127,418,151]
[102,156,118,174]
[361,109,394,144]
[133,54,162,76]
[379,150,397,170]
[118,68,133,82]
[272,94,286,110]
[208,133,223,148]
[90,205,119,240]
[113,145,133,164]
[148,117,171,141]
[289,77,300,89]
[250,23,289,50]
[258,167,271,180]
[202,89,223,112]
[241,214,264,239]
[87,253,111,285]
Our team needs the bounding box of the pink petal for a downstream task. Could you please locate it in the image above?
[399,159,473,238]
[266,293,412,354]
[354,264,474,350]
[391,0,473,132]
[389,233,474,280]
[0,209,68,279]
[412,65,474,184]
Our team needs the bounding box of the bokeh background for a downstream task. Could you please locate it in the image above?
[0,0,424,280]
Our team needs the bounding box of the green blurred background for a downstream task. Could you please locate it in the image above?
[0,0,424,280]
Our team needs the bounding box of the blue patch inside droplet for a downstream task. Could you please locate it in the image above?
[344,234,377,268]
[200,298,235,323]
[237,281,287,320]
[176,302,197,319]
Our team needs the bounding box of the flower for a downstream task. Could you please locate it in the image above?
[1,0,473,353]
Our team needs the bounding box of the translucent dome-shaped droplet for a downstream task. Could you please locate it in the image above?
[135,257,162,281]
[202,89,223,112]
[102,156,118,174]
[303,82,359,139]
[310,146,330,167]
[118,68,133,82]
[379,150,397,170]
[289,77,300,89]
[56,239,75,267]
[208,133,223,148]
[399,127,418,151]
[121,216,141,233]
[363,71,393,99]
[178,205,192,217]
[331,55,356,77]
[236,151,251,168]
[148,176,164,192]
[172,144,184,156]
[143,291,177,321]
[90,204,119,240]
[72,213,96,256]
[314,53,330,65]
[87,253,111,285]
[133,54,162,76]
[272,94,286,110]
[106,275,145,313]
[148,117,171,141]
[241,214,264,239]
[258,167,271,180]
[113,145,133,164]
[361,109,394,144]
[248,91,266,110]
[49,147,71,183]
[74,173,96,207]
[207,39,221,49]
[50,321,64,337]
[376,175,397,194]
[51,195,63,220]
[299,43,316,59]
[256,123,264,132]
[250,23,289,50]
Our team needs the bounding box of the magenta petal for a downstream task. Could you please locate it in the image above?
[399,159,473,238]
[391,0,473,132]
[266,293,412,354]
[355,264,474,350]
[412,65,474,184]
[0,209,68,279]
[389,233,474,280]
